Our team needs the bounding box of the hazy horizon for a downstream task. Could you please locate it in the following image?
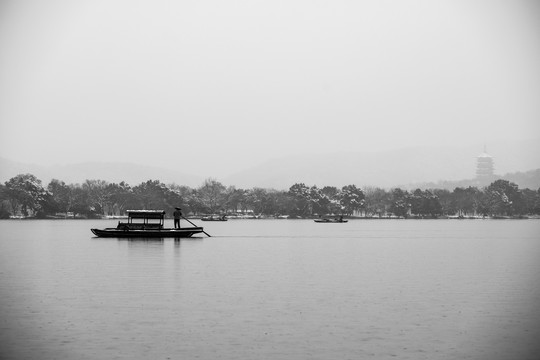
[2,138,539,190]
[1,0,540,178]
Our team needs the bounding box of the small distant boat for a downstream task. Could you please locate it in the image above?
[91,210,205,238]
[314,217,348,223]
[201,215,228,221]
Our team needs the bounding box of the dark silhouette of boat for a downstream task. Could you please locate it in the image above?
[91,210,204,238]
[201,215,227,221]
[314,217,348,223]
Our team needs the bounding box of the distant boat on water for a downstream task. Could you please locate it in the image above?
[314,216,348,223]
[201,215,227,221]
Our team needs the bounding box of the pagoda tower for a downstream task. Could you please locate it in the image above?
[476,146,494,183]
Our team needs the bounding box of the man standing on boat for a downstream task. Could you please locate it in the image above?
[173,207,182,229]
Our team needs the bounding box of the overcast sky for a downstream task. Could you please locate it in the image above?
[1,0,539,177]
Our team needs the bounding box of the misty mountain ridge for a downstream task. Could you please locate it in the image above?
[0,159,203,187]
[402,169,540,191]
[1,139,539,190]
[223,140,540,189]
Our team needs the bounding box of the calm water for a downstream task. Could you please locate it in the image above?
[1,219,540,360]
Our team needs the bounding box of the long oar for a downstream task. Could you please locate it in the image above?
[182,216,211,237]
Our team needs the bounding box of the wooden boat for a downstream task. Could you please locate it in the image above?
[314,217,348,223]
[201,215,227,221]
[91,210,205,238]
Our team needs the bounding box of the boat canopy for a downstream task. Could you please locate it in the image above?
[127,210,166,219]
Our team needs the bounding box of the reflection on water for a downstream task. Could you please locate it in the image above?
[1,219,539,360]
[120,238,164,244]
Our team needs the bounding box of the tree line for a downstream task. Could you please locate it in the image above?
[1,173,539,219]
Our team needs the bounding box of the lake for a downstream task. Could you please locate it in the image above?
[1,219,539,360]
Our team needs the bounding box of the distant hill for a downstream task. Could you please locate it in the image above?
[2,139,539,190]
[223,140,540,189]
[402,169,540,191]
[502,169,540,190]
[0,158,203,187]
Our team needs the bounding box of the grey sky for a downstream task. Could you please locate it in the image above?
[1,0,539,178]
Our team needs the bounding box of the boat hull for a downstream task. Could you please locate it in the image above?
[314,219,348,223]
[91,227,204,238]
